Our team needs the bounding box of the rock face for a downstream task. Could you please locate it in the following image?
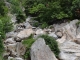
[55,20,80,60]
[31,38,58,60]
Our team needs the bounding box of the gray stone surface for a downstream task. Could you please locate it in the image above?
[31,38,57,60]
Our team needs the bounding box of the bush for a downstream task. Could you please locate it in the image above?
[22,35,35,59]
[39,34,60,58]
[0,16,13,33]
[25,0,80,24]
[0,20,5,60]
[0,16,13,59]
[7,0,26,23]
[33,21,48,29]
[0,0,13,59]
[0,0,8,16]
[16,13,26,23]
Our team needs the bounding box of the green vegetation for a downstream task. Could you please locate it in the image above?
[25,0,80,25]
[39,34,60,58]
[0,0,8,16]
[0,0,13,59]
[1,16,13,33]
[33,22,48,29]
[22,35,35,59]
[16,13,26,23]
[7,0,26,23]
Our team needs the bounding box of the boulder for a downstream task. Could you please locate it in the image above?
[31,38,58,60]
[7,43,17,56]
[36,29,46,35]
[6,32,17,38]
[15,29,34,42]
[4,38,16,44]
[24,22,32,29]
[49,32,58,39]
[56,31,63,38]
[16,42,26,56]
[59,51,77,60]
[43,28,52,34]
[53,20,80,60]
[59,41,80,60]
[7,43,17,52]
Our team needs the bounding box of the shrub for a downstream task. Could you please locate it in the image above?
[39,34,60,58]
[0,0,8,16]
[0,16,13,33]
[22,35,35,59]
[0,16,13,59]
[16,13,26,23]
[0,20,5,60]
[25,0,80,24]
[7,0,26,23]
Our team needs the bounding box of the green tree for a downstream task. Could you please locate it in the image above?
[25,0,80,24]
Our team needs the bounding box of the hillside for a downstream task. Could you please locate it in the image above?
[0,0,80,60]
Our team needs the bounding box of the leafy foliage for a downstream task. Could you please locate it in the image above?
[7,0,26,23]
[0,0,8,16]
[25,0,80,24]
[16,13,26,23]
[0,0,13,59]
[0,16,13,33]
[0,20,5,59]
[39,34,60,58]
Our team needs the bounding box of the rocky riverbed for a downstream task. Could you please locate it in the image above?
[3,16,80,60]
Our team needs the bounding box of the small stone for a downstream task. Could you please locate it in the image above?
[56,31,63,38]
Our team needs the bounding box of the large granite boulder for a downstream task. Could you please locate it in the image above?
[31,38,58,60]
